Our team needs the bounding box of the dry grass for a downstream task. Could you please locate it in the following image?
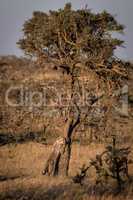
[0,142,104,180]
[0,142,133,200]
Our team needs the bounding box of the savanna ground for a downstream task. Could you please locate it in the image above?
[0,141,133,200]
[0,58,133,200]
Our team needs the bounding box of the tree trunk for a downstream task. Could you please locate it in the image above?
[42,94,103,176]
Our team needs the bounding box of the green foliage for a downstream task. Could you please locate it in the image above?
[17,3,124,64]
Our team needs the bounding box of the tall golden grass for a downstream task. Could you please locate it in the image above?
[0,142,133,200]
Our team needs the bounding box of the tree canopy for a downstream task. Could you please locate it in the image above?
[18,3,124,65]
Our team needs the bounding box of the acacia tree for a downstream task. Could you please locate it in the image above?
[18,3,124,64]
[18,3,128,176]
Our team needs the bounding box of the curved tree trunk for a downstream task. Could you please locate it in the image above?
[42,94,103,176]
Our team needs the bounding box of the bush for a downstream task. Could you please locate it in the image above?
[73,136,132,189]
